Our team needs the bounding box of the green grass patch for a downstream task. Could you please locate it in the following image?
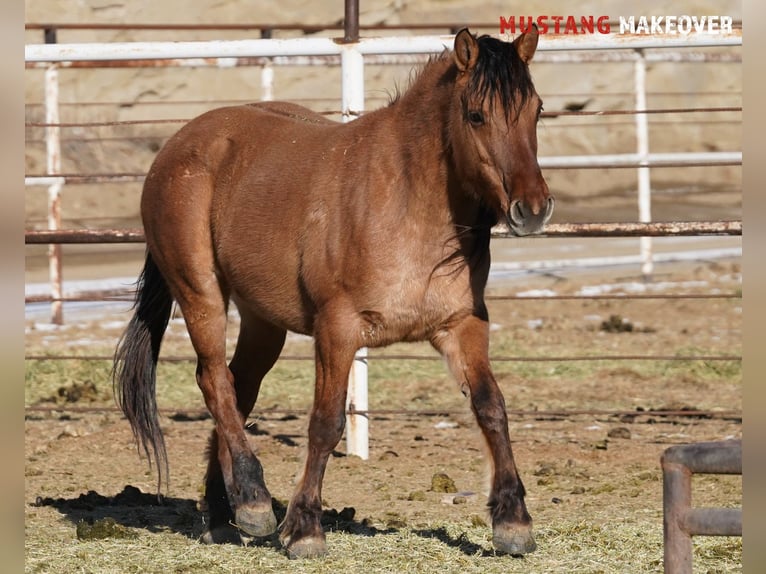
[25,340,741,414]
[25,357,114,408]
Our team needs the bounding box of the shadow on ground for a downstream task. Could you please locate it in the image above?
[31,485,505,557]
[32,485,404,551]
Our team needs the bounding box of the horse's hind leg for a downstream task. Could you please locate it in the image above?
[142,166,279,543]
[160,266,277,544]
[202,309,286,544]
[432,312,536,555]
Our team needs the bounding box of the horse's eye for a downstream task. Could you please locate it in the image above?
[467,110,484,126]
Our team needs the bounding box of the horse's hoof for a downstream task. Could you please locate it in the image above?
[235,504,278,538]
[492,523,537,555]
[200,525,242,545]
[285,536,328,560]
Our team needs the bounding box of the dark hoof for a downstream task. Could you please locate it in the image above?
[285,536,328,560]
[235,503,278,538]
[200,525,242,545]
[492,523,537,555]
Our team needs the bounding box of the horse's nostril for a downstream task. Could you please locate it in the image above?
[511,200,525,224]
[546,196,555,217]
[507,196,553,236]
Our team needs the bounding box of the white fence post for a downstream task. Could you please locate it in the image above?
[45,64,64,324]
[341,44,370,459]
[635,51,654,278]
[346,349,369,459]
[341,45,364,121]
[260,63,274,101]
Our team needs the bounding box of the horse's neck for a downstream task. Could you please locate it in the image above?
[390,59,493,233]
[362,60,492,275]
[392,58,454,146]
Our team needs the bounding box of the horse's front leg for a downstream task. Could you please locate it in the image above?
[279,313,357,559]
[432,312,536,555]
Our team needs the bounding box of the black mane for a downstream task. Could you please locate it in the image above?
[464,35,535,119]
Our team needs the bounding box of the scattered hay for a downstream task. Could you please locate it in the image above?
[600,314,656,334]
[590,483,617,495]
[43,380,106,404]
[600,314,634,333]
[430,472,457,493]
[76,517,137,541]
[534,463,557,477]
[383,511,407,529]
[408,490,427,502]
[607,427,632,439]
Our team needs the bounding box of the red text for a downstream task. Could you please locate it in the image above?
[500,15,611,35]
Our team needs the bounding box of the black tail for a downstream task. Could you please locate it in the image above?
[113,253,173,491]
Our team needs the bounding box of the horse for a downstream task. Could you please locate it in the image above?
[113,27,553,559]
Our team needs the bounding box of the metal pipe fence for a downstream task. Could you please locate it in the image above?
[25,27,742,459]
[21,222,745,244]
[662,440,742,574]
[25,31,742,321]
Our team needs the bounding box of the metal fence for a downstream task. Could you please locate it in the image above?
[662,440,742,574]
[25,24,742,459]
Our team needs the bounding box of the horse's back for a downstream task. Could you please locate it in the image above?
[145,102,336,178]
[139,102,355,332]
[141,101,341,234]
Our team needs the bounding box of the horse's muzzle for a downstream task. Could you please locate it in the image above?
[506,197,555,236]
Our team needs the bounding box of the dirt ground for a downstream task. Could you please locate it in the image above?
[24,258,742,571]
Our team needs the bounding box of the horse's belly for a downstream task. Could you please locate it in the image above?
[230,286,314,335]
[356,276,474,347]
[365,308,453,345]
[221,250,315,335]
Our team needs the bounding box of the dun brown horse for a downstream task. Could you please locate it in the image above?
[114,28,553,558]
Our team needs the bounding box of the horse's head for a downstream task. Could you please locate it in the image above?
[449,28,553,236]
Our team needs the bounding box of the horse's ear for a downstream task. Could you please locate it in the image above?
[513,24,539,63]
[454,28,479,72]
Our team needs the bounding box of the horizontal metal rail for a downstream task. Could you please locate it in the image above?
[25,353,741,363]
[538,151,740,169]
[23,152,743,185]
[21,118,743,146]
[21,21,508,33]
[26,21,743,33]
[25,228,146,243]
[24,29,742,64]
[24,291,741,305]
[24,50,742,70]
[22,404,742,421]
[23,154,742,178]
[22,90,742,108]
[23,221,743,245]
[23,106,743,127]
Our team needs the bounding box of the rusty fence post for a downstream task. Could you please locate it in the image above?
[662,439,742,574]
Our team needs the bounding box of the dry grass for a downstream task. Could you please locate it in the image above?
[25,268,742,573]
[24,509,742,574]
